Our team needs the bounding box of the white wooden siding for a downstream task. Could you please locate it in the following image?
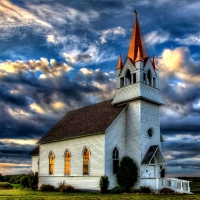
[105,108,126,188]
[39,134,104,189]
[140,100,161,160]
[31,155,39,172]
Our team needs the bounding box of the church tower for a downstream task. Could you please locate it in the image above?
[112,10,165,187]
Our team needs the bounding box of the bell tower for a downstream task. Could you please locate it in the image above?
[112,10,163,106]
[112,11,165,187]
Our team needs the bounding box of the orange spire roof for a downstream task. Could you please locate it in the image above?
[152,54,158,69]
[135,47,144,62]
[127,10,148,63]
[116,54,123,70]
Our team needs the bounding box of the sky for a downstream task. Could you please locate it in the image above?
[0,0,200,177]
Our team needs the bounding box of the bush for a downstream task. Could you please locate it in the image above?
[60,185,75,193]
[29,172,38,190]
[117,156,138,192]
[99,175,109,193]
[110,186,125,194]
[20,175,30,189]
[0,182,13,189]
[160,187,175,194]
[40,184,55,191]
[140,186,151,193]
[58,181,66,191]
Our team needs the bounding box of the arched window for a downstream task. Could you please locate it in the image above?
[49,152,54,175]
[125,69,131,86]
[147,70,152,86]
[83,148,90,175]
[65,150,70,175]
[113,147,119,174]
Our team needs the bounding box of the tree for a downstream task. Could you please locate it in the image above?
[0,173,4,182]
[99,175,109,193]
[29,172,38,190]
[20,175,30,189]
[116,156,138,192]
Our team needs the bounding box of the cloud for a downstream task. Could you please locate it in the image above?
[46,34,56,43]
[100,26,126,44]
[144,29,169,46]
[0,58,73,76]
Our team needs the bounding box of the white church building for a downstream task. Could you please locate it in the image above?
[31,11,190,193]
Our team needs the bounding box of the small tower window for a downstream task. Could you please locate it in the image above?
[113,147,119,173]
[125,70,131,86]
[147,128,154,137]
[143,73,146,84]
[133,73,136,83]
[153,78,156,88]
[147,70,152,86]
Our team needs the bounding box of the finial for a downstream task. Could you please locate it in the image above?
[134,9,138,19]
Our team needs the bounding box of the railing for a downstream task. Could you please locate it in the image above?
[159,178,190,193]
[141,177,190,193]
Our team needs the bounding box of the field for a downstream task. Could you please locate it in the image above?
[0,182,199,200]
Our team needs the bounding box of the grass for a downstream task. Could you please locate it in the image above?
[0,181,199,200]
[0,189,199,200]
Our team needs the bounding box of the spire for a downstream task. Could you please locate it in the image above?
[135,47,144,62]
[116,54,123,70]
[152,54,158,69]
[127,10,148,63]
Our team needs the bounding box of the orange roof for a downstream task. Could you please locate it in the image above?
[152,54,158,69]
[135,47,144,62]
[127,11,148,63]
[116,54,123,70]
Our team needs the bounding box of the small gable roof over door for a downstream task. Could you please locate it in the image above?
[38,99,126,144]
[142,145,166,165]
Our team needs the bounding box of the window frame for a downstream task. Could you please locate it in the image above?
[49,151,55,175]
[64,150,71,175]
[83,148,90,175]
[112,147,119,174]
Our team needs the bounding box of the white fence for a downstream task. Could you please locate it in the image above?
[141,177,190,193]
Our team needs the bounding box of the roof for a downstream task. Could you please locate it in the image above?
[38,99,127,144]
[116,54,123,70]
[141,145,158,164]
[30,145,39,156]
[141,145,166,165]
[127,13,148,63]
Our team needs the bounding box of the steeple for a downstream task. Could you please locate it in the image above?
[152,54,158,69]
[127,10,148,63]
[116,54,123,70]
[135,47,144,62]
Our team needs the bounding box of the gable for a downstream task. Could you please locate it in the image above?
[120,58,136,76]
[38,99,127,144]
[144,58,156,76]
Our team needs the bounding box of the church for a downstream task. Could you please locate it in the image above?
[31,11,190,193]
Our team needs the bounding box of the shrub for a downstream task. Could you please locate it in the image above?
[0,182,13,189]
[60,185,75,193]
[99,175,109,193]
[110,186,125,194]
[117,156,138,192]
[29,172,38,190]
[58,181,65,190]
[20,175,30,189]
[160,187,175,194]
[40,184,55,191]
[140,186,151,194]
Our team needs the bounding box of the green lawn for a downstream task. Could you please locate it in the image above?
[0,189,199,200]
